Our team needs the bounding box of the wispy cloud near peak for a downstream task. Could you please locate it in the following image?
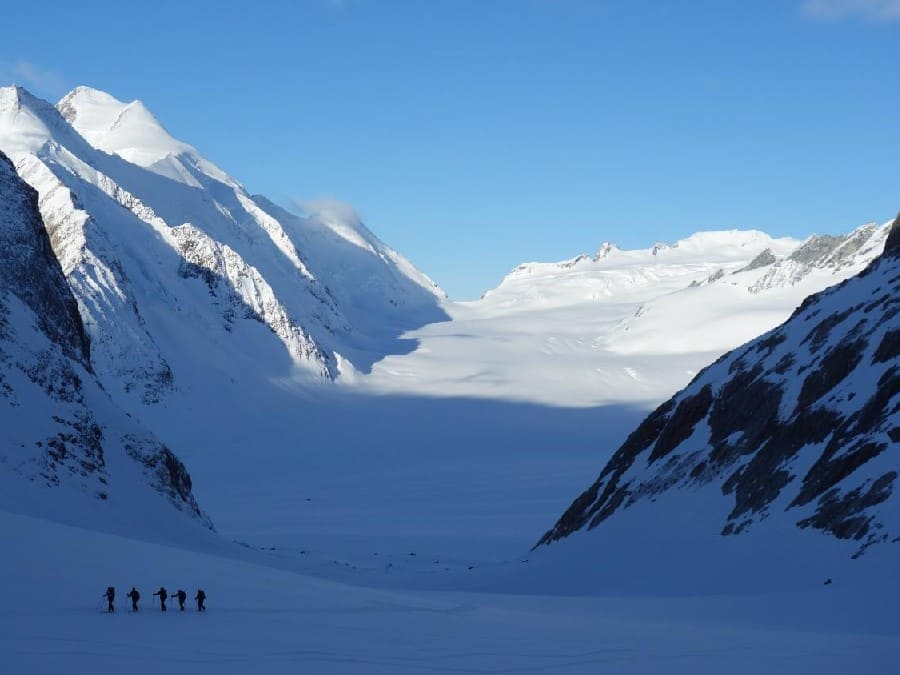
[0,60,67,99]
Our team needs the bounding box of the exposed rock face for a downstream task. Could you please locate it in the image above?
[538,217,900,557]
[171,224,333,376]
[0,149,210,526]
[0,153,89,365]
[748,223,887,294]
[121,434,208,524]
[738,247,776,273]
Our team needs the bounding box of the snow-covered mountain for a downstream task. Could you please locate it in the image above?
[364,223,890,406]
[0,85,446,410]
[536,217,899,566]
[0,149,209,533]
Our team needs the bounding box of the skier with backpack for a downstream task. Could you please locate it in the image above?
[152,586,168,612]
[127,587,140,612]
[195,589,206,612]
[173,588,187,611]
[103,586,115,613]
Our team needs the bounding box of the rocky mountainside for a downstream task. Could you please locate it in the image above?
[0,85,447,410]
[538,216,899,558]
[0,149,209,530]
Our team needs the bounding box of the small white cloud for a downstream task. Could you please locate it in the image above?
[802,0,900,22]
[295,197,363,227]
[293,197,376,253]
[0,60,67,98]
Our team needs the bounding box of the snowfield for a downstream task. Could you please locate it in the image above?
[4,510,899,675]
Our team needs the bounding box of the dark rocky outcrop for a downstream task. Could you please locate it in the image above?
[0,153,89,365]
[737,248,776,273]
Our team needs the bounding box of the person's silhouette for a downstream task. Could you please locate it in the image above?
[152,586,168,611]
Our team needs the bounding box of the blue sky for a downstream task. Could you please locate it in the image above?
[2,0,899,299]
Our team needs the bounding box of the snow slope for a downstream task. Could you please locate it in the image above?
[0,149,209,535]
[364,223,889,406]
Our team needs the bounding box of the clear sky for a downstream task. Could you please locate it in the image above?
[2,0,899,299]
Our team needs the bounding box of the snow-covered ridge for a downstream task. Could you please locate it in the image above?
[57,86,235,187]
[0,84,449,410]
[482,229,804,312]
[489,224,887,307]
[501,229,796,280]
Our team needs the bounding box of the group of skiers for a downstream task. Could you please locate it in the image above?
[103,586,206,613]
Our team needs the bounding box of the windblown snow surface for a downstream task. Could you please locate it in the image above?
[1,84,897,674]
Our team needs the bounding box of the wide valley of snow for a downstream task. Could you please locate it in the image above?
[5,509,899,674]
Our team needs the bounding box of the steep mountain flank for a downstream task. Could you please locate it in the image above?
[539,217,900,558]
[0,149,209,527]
[0,85,449,409]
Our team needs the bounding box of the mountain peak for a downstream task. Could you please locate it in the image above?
[58,85,119,108]
[0,84,49,107]
[56,85,235,187]
[57,85,189,166]
[0,85,80,155]
[595,242,619,259]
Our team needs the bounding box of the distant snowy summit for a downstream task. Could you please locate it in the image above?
[486,225,888,307]
[538,216,900,562]
[0,84,447,410]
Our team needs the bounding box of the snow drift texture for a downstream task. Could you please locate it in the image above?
[539,217,900,557]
